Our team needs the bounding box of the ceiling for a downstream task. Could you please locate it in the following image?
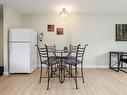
[2,0,127,14]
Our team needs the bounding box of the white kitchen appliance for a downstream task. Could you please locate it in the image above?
[9,28,37,73]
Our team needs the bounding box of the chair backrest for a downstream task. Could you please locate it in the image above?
[36,45,50,64]
[76,44,88,63]
[47,45,56,52]
[69,45,78,53]
[68,45,79,57]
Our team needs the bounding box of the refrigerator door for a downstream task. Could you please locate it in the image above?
[9,28,33,42]
[9,42,31,73]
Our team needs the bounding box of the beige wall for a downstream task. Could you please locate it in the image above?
[0,4,3,66]
[22,13,127,68]
[22,14,72,49]
[2,4,127,72]
[71,13,127,68]
[3,4,22,75]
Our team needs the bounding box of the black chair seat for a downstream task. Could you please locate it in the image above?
[42,58,59,65]
[120,59,127,63]
[64,57,81,66]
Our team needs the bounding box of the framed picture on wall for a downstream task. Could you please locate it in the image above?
[56,28,63,35]
[116,24,127,41]
[47,25,54,32]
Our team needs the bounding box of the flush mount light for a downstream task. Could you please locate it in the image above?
[59,8,68,17]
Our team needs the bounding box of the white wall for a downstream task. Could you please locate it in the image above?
[22,13,127,68]
[3,4,22,75]
[71,13,127,68]
[22,14,72,49]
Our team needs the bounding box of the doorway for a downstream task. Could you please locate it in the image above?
[0,4,4,76]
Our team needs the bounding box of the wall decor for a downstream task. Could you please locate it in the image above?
[116,24,127,41]
[56,28,63,35]
[39,32,43,42]
[47,25,54,32]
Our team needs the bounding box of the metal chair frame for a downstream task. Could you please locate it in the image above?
[119,54,127,73]
[65,44,88,89]
[36,45,57,90]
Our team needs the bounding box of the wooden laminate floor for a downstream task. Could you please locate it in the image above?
[0,68,127,95]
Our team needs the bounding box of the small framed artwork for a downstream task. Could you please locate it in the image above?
[116,24,127,41]
[56,28,63,35]
[47,25,54,32]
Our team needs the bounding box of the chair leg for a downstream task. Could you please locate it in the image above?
[81,63,85,83]
[47,65,50,90]
[75,65,78,89]
[71,65,73,77]
[69,65,71,77]
[46,66,48,73]
[121,62,123,68]
[39,63,42,84]
[51,65,53,77]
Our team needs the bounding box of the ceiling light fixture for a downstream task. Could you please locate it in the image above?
[59,8,68,17]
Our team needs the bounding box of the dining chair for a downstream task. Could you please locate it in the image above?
[46,45,56,58]
[66,45,79,77]
[64,44,88,89]
[120,54,127,73]
[36,44,59,90]
[69,45,78,53]
[46,45,59,76]
[47,44,56,52]
[67,45,79,57]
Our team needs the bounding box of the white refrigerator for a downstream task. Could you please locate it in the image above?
[9,28,37,73]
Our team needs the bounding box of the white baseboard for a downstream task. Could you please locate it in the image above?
[3,72,9,75]
[84,65,109,68]
[2,65,108,76]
